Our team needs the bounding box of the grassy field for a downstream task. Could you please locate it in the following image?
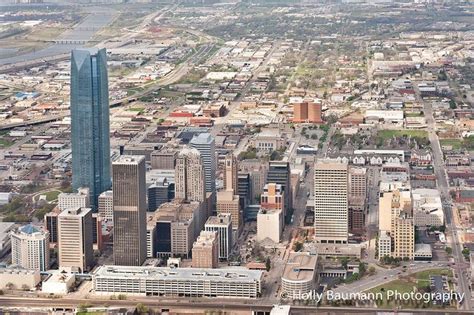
[366,268,454,309]
[377,130,428,140]
[0,138,13,148]
[44,190,61,202]
[440,138,463,150]
[127,107,145,113]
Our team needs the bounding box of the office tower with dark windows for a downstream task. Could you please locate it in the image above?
[266,161,291,218]
[70,48,111,210]
[190,133,216,194]
[44,211,59,245]
[113,155,147,266]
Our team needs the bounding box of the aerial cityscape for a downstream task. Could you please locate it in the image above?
[0,0,473,314]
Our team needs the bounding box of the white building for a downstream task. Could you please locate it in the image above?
[0,222,15,257]
[93,265,262,298]
[98,190,113,221]
[42,272,75,294]
[257,209,283,243]
[412,189,444,227]
[378,231,392,259]
[58,187,90,211]
[10,224,50,271]
[205,214,233,260]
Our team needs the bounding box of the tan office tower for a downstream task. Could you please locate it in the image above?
[348,167,367,204]
[216,190,241,231]
[192,231,218,268]
[113,155,147,266]
[175,147,206,203]
[392,212,414,259]
[58,207,93,272]
[314,160,348,244]
[260,183,284,211]
[150,149,177,170]
[293,102,308,123]
[224,153,238,193]
[307,102,323,123]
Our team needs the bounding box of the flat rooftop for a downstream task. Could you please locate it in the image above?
[282,252,318,282]
[94,265,262,282]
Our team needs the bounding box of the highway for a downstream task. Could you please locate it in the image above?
[2,295,473,314]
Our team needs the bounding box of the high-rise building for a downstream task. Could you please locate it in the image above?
[216,190,241,231]
[98,190,113,222]
[150,149,177,170]
[314,160,348,244]
[205,214,233,260]
[58,207,93,272]
[190,133,216,194]
[92,213,103,251]
[267,161,292,218]
[392,212,414,259]
[112,155,147,266]
[224,153,238,193]
[292,101,323,123]
[70,48,111,209]
[147,178,174,212]
[348,167,367,205]
[237,173,251,210]
[10,224,49,271]
[58,187,90,211]
[260,183,284,212]
[44,211,59,245]
[192,231,218,268]
[175,147,206,203]
[257,209,283,243]
[240,159,268,203]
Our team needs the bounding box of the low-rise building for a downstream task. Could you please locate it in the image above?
[281,252,318,297]
[0,267,40,290]
[93,265,262,298]
[42,272,76,295]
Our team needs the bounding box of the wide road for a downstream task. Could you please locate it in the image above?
[1,295,472,314]
[421,86,471,311]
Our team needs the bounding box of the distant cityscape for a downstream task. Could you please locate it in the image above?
[0,0,473,314]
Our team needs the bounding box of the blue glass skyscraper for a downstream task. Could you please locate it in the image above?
[70,48,111,209]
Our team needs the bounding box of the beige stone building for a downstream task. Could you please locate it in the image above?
[11,224,50,271]
[175,147,206,203]
[314,160,348,244]
[216,190,241,231]
[192,231,218,268]
[58,207,93,272]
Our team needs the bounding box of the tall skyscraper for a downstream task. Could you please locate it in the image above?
[190,133,216,194]
[314,160,348,244]
[224,153,238,193]
[70,48,111,209]
[205,214,233,260]
[10,224,49,271]
[58,207,93,272]
[112,155,147,266]
[266,161,291,218]
[175,147,206,203]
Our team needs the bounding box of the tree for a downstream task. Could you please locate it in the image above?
[5,282,14,291]
[136,303,149,314]
[368,266,376,275]
[446,247,453,255]
[293,241,303,252]
[341,257,349,270]
[265,257,271,272]
[118,294,127,300]
[21,284,30,291]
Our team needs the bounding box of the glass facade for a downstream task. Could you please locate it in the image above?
[70,48,111,209]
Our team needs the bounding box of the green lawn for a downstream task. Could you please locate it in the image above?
[0,137,13,148]
[44,190,61,201]
[413,268,452,280]
[377,130,428,140]
[440,139,463,150]
[127,107,145,113]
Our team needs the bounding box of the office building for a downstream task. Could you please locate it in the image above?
[192,231,218,268]
[98,190,113,221]
[44,211,59,245]
[112,155,147,266]
[293,101,323,123]
[150,149,177,170]
[378,230,392,259]
[70,48,111,209]
[151,201,199,258]
[57,187,90,211]
[146,220,156,258]
[224,153,238,193]
[205,214,233,260]
[0,267,41,291]
[267,161,291,218]
[260,183,285,212]
[92,213,103,251]
[190,133,216,194]
[240,160,268,202]
[237,173,252,210]
[257,209,283,243]
[392,212,415,259]
[175,147,206,203]
[147,178,174,212]
[314,160,348,244]
[58,207,93,272]
[0,222,15,258]
[93,265,262,299]
[10,224,50,271]
[348,167,367,207]
[216,190,241,231]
